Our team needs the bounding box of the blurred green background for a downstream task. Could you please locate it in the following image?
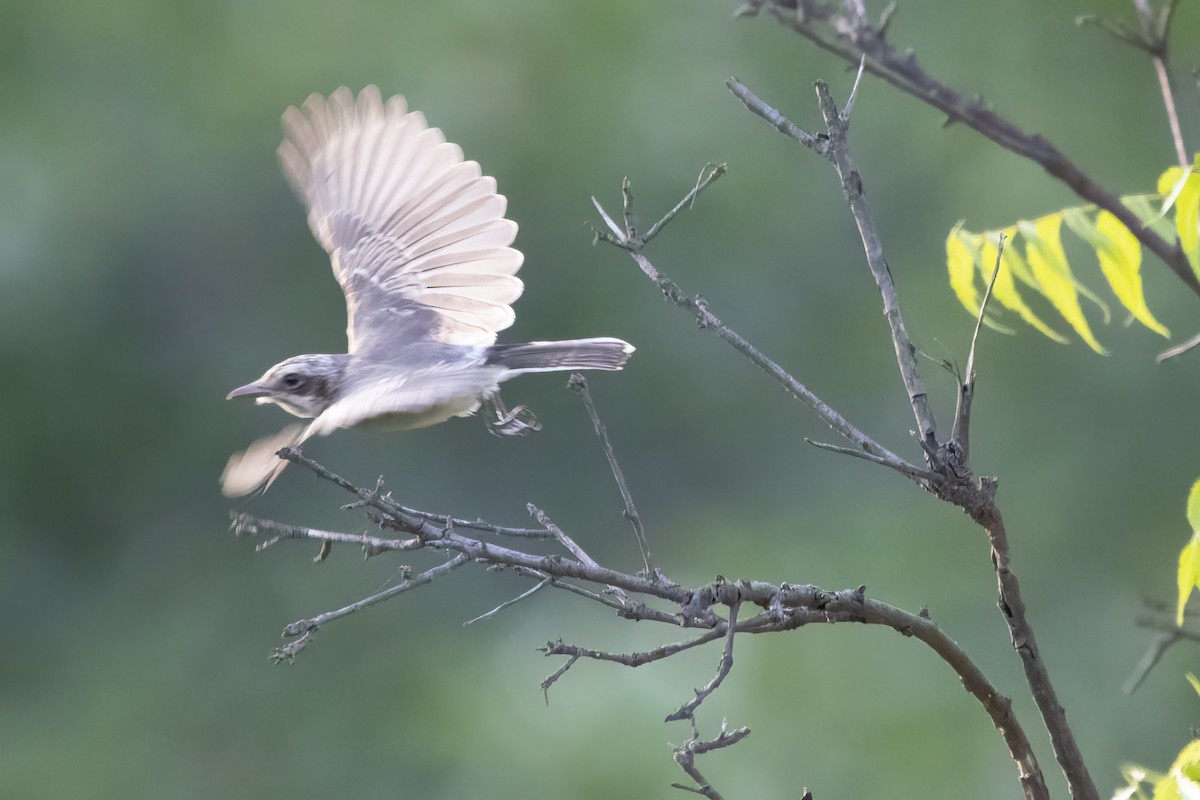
[3,1,1198,797]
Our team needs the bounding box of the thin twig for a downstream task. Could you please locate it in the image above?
[840,55,867,121]
[954,233,1005,463]
[232,512,421,554]
[545,627,728,669]
[270,553,469,663]
[762,4,1200,300]
[726,77,825,152]
[727,73,1055,800]
[640,163,727,246]
[1137,0,1188,167]
[568,373,654,574]
[1151,57,1188,168]
[464,578,551,626]
[1082,1,1188,168]
[803,438,937,483]
[593,187,926,485]
[672,722,753,800]
[1157,330,1200,362]
[527,502,619,594]
[387,506,555,539]
[540,654,580,701]
[728,76,941,460]
[1123,629,1183,694]
[813,79,941,458]
[667,600,742,722]
[240,457,1045,797]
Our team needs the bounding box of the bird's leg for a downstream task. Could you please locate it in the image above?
[482,390,542,437]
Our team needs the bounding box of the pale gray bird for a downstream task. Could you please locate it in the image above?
[221,86,634,496]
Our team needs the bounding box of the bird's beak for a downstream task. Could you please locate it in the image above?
[227,382,270,400]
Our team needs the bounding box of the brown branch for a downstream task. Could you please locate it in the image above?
[753,0,1200,300]
[592,179,935,487]
[727,78,942,468]
[241,450,1048,797]
[726,75,1067,800]
[969,500,1095,800]
[814,79,940,455]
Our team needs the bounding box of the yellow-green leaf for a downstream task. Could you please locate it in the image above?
[1026,214,1112,324]
[998,226,1039,288]
[1168,740,1200,799]
[1020,215,1108,354]
[1187,673,1200,698]
[978,236,1068,343]
[947,229,1013,334]
[947,227,980,316]
[1152,773,1182,800]
[1063,208,1169,337]
[1159,166,1200,279]
[1126,194,1179,241]
[1177,532,1200,626]
[1188,478,1200,532]
[1152,777,1180,800]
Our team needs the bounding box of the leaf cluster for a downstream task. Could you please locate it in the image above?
[947,161,1200,352]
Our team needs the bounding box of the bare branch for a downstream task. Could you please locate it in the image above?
[1123,629,1183,694]
[672,722,753,800]
[641,163,728,246]
[242,452,1047,797]
[270,553,469,663]
[863,597,1047,800]
[1079,1,1189,167]
[544,627,728,669]
[813,78,941,458]
[592,187,927,486]
[726,78,825,151]
[803,437,937,483]
[232,512,420,555]
[568,373,654,574]
[967,502,1093,800]
[666,600,742,722]
[841,55,867,121]
[724,73,1063,800]
[464,578,551,626]
[758,2,1200,299]
[527,503,630,604]
[953,234,1005,464]
[540,654,580,701]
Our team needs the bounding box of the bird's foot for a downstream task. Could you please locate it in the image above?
[483,392,542,437]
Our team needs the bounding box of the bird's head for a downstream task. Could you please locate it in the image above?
[226,354,348,419]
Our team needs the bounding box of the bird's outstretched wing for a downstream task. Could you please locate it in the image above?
[278,86,524,352]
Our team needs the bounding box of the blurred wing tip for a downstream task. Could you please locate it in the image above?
[219,424,307,497]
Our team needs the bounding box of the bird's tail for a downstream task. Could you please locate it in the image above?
[485,337,634,373]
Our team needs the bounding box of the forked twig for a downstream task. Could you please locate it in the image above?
[953,233,1005,464]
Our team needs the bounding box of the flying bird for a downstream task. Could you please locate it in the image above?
[221,86,633,496]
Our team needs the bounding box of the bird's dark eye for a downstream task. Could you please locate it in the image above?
[281,373,304,390]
